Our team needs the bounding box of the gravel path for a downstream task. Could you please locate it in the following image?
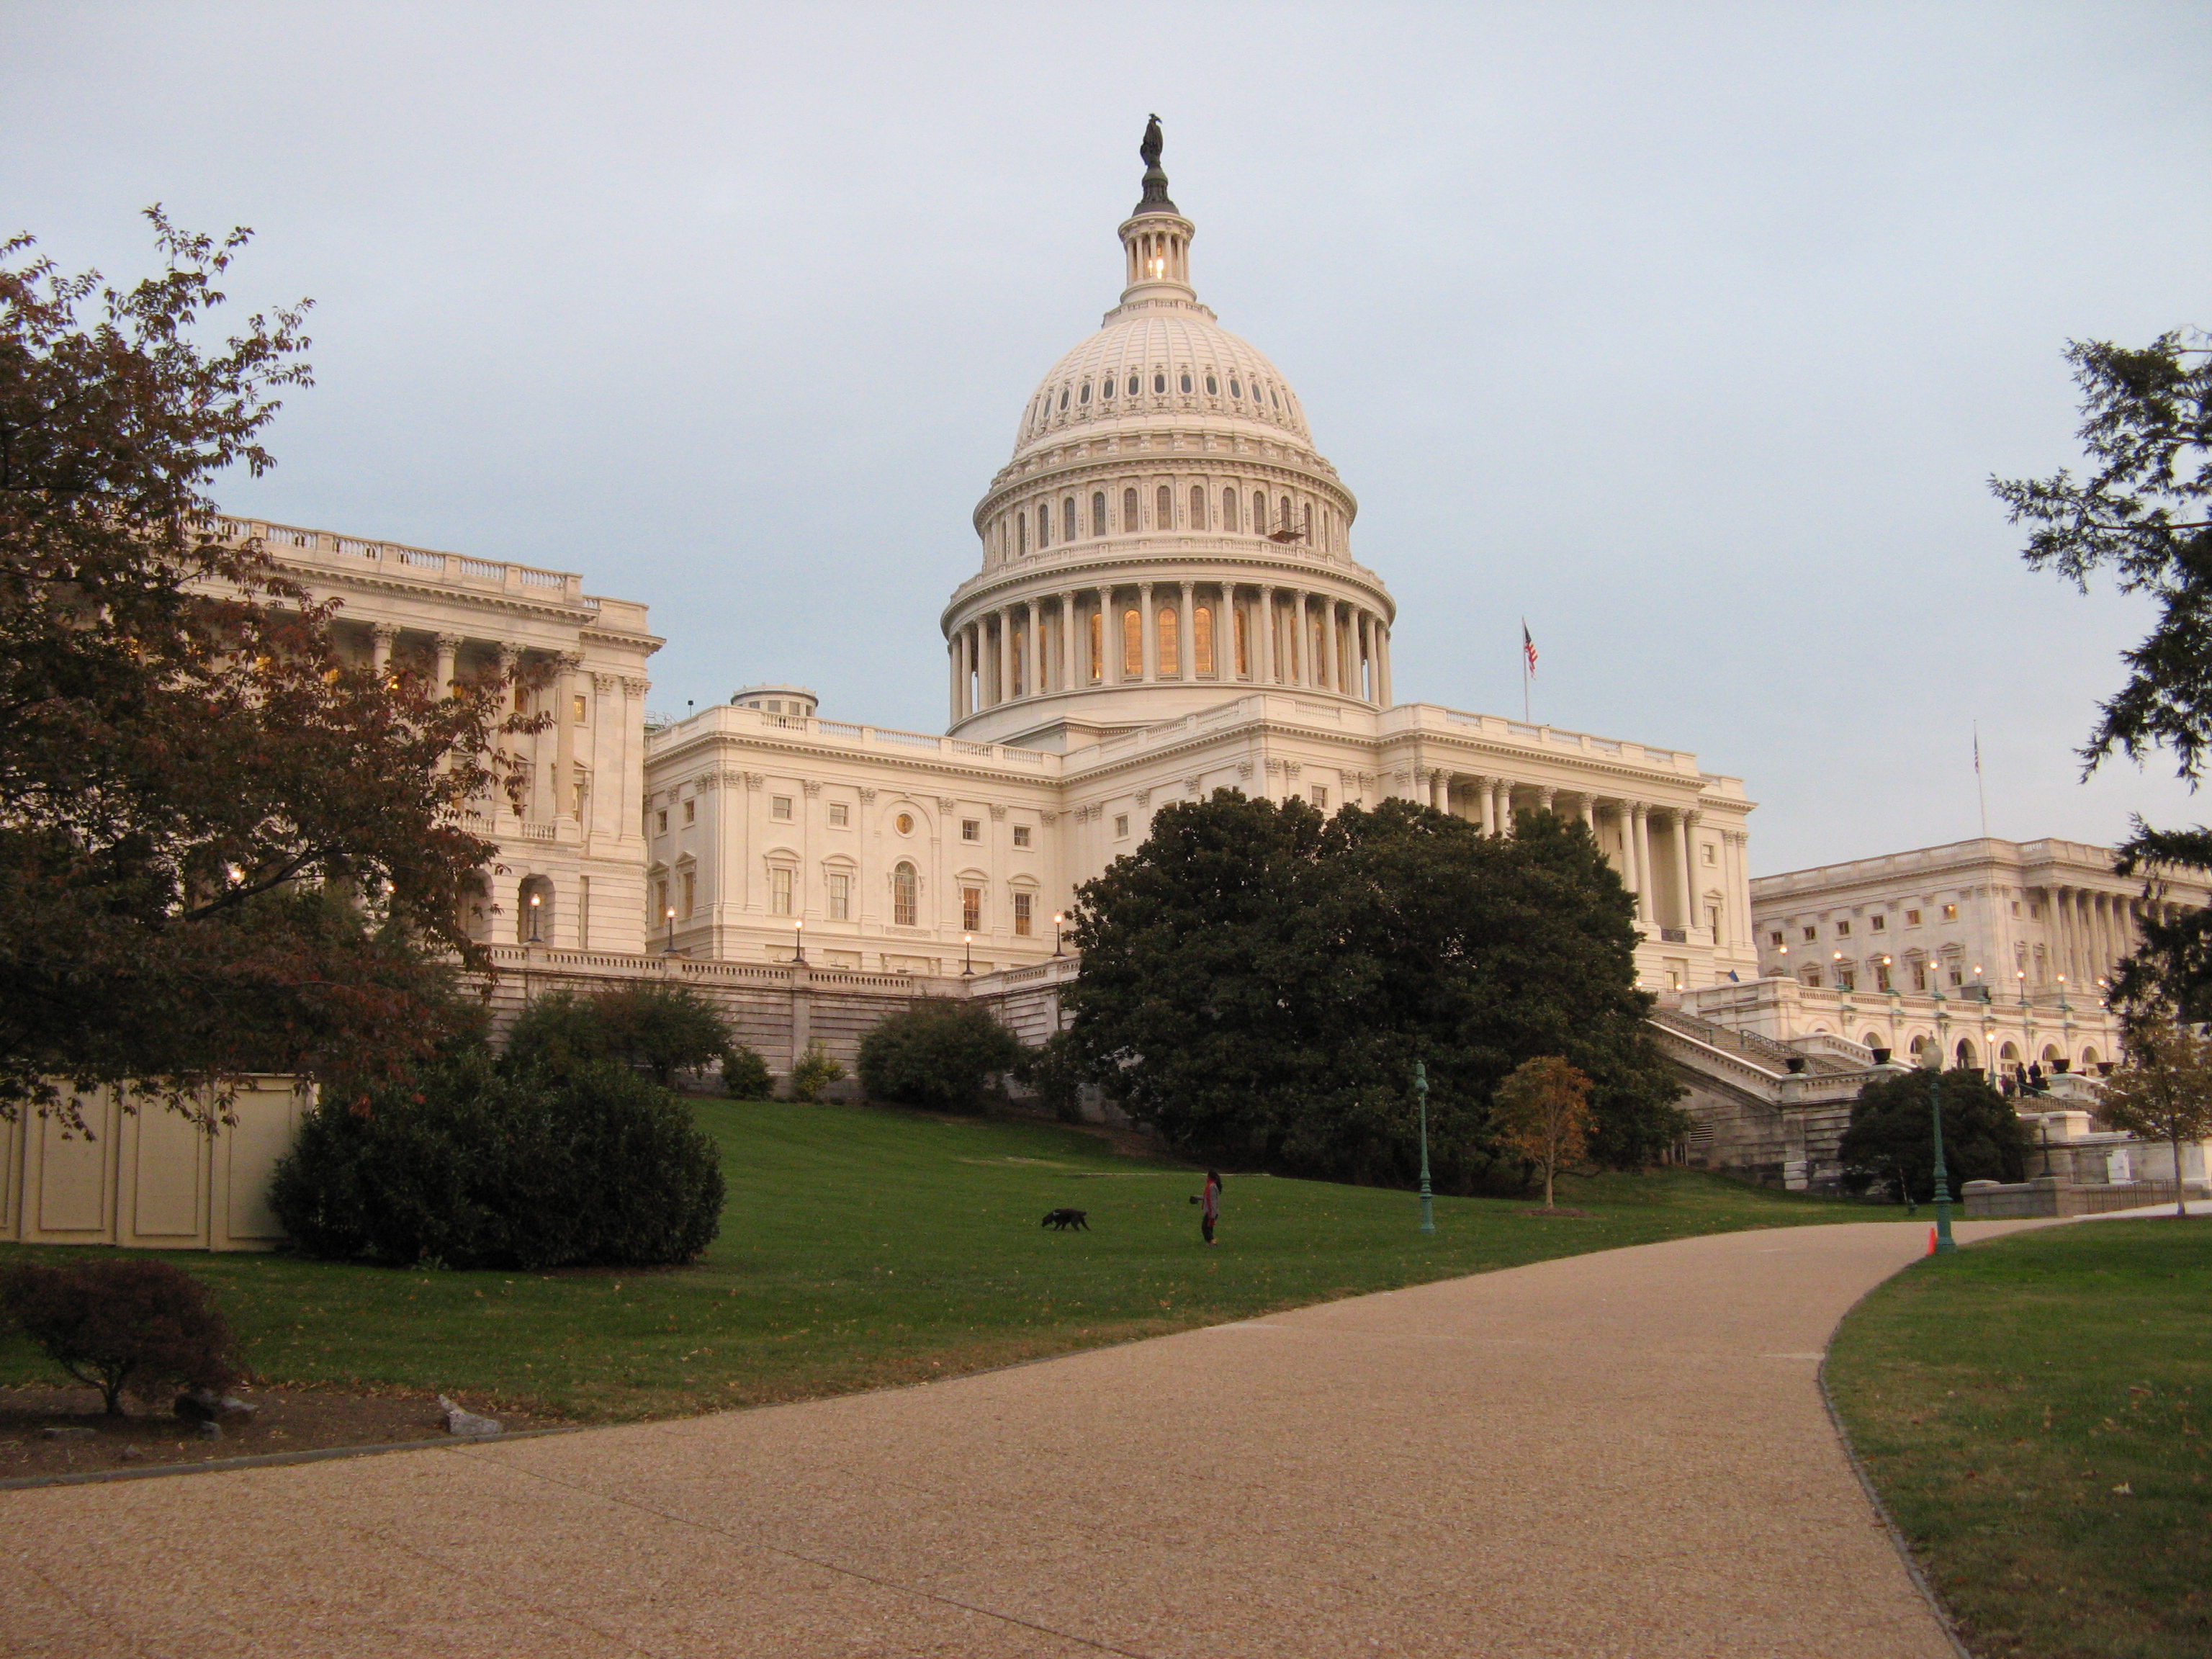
[0,1220,2028,1658]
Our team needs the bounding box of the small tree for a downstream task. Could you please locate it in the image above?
[1,1259,238,1415]
[1491,1056,1593,1210]
[1015,1029,1087,1123]
[787,1041,845,1103]
[598,982,731,1089]
[721,1043,773,1100]
[858,1001,1021,1113]
[2098,1022,2212,1218]
[501,990,613,1079]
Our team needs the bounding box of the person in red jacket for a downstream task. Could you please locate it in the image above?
[1199,1169,1223,1246]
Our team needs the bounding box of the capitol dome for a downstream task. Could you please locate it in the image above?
[944,121,1396,750]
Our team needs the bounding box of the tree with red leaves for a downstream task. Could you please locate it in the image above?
[1,1258,238,1416]
[1,211,536,1125]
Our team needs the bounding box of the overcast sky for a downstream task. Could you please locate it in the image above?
[6,2,2207,873]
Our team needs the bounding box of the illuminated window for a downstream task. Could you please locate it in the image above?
[1089,608,1103,682]
[1012,824,1032,848]
[1905,908,1922,925]
[961,886,982,932]
[1234,603,1249,677]
[1195,606,1215,677]
[1942,903,1958,920]
[1158,606,1179,675]
[895,811,914,835]
[1014,891,1033,935]
[572,693,588,723]
[892,862,917,926]
[827,872,850,920]
[771,796,793,822]
[1123,609,1143,678]
[770,867,793,916]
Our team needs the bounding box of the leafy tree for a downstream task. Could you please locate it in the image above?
[1,212,538,1125]
[503,982,732,1089]
[1,1258,238,1415]
[1995,332,2212,1013]
[721,1043,773,1100]
[1014,1028,1087,1123]
[1063,791,1684,1189]
[1837,1067,2033,1203]
[858,999,1022,1113]
[2096,1022,2212,1219]
[1491,1056,1593,1209]
[500,990,613,1078]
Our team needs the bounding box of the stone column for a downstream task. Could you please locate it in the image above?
[554,655,580,823]
[1293,592,1310,686]
[1179,583,1196,680]
[1676,809,1699,934]
[433,634,462,698]
[1628,803,1650,922]
[1061,591,1078,693]
[1095,587,1112,683]
[1494,780,1514,839]
[370,623,400,676]
[1430,769,1449,812]
[1475,775,1495,835]
[1581,796,1596,832]
[997,608,1015,705]
[1025,598,1040,698]
[1538,786,1556,814]
[1377,621,1393,706]
[1259,587,1278,685]
[949,637,963,720]
[1353,612,1370,701]
[1139,582,1156,682]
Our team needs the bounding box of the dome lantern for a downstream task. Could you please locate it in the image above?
[1115,117,1199,311]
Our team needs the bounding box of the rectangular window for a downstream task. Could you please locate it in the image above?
[655,878,668,925]
[683,799,696,824]
[1701,843,1717,866]
[1942,903,1958,920]
[1805,971,1822,989]
[1911,959,1928,992]
[771,796,793,822]
[1875,960,1892,992]
[1836,920,1851,937]
[770,867,793,915]
[1871,914,1886,931]
[1768,931,1784,947]
[656,809,668,834]
[1948,965,1964,987]
[572,692,588,724]
[961,886,982,932]
[1014,891,1033,935]
[1012,824,1032,848]
[1310,785,1328,809]
[1115,814,1130,839]
[1905,909,1922,925]
[828,802,850,827]
[681,871,696,918]
[962,819,981,842]
[2011,901,2020,917]
[1802,926,1817,941]
[827,872,850,920]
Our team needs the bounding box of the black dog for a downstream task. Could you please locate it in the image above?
[1041,1208,1089,1231]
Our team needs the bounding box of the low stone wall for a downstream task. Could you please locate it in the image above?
[0,1078,313,1253]
[1961,1177,2209,1218]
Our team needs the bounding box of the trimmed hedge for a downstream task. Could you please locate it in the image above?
[270,1054,724,1269]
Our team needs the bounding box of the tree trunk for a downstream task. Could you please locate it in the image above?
[1543,1152,1555,1210]
[2177,1129,2191,1220]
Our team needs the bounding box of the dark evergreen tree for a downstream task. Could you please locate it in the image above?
[1836,1067,2033,1203]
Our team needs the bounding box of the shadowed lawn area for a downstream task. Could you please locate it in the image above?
[2,1099,1900,1423]
[1827,1220,2212,1659]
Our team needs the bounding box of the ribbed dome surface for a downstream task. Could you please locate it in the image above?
[1012,310,1311,458]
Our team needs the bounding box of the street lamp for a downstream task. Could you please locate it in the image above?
[1928,985,1958,1255]
[962,933,974,977]
[662,906,676,956]
[527,890,542,944]
[1413,1058,1436,1235]
[1052,912,1066,958]
[791,917,806,966]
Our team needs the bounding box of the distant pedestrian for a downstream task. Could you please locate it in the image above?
[1200,1169,1223,1245]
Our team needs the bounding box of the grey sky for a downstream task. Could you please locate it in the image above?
[6,2,2207,873]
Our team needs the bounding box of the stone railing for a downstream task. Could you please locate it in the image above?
[203,515,593,608]
[646,705,1063,772]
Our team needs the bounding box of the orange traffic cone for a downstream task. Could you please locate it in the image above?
[1927,1226,1938,1256]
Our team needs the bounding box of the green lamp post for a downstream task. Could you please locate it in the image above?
[1414,1059,1436,1236]
[1929,989,1957,1254]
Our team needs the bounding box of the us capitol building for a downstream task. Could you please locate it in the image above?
[194,127,2182,1188]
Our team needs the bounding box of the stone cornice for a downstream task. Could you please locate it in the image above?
[942,543,1393,630]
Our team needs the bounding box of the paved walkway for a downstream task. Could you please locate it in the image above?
[1,1220,2033,1658]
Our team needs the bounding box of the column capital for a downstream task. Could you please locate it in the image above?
[369,622,402,644]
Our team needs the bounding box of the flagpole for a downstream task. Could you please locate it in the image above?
[1974,721,1990,840]
[1521,619,1531,723]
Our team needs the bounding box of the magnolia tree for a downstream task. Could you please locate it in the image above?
[1,212,541,1124]
[2098,1022,2212,1219]
[1491,1056,1594,1210]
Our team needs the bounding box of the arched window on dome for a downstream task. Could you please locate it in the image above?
[1122,608,1142,678]
[1153,372,1166,395]
[1190,486,1205,530]
[1205,373,1218,395]
[1037,505,1051,550]
[1063,498,1077,543]
[1280,495,1292,536]
[1252,490,1267,534]
[1156,485,1173,528]
[1058,387,1069,411]
[1303,503,1314,543]
[1233,601,1250,678]
[1194,606,1215,677]
[1229,378,1242,399]
[892,862,917,928]
[1091,493,1107,537]
[1122,487,1138,534]
[1269,386,1280,408]
[1088,608,1104,683]
[1127,373,1140,397]
[1158,606,1178,677]
[1079,381,1091,405]
[1101,374,1115,400]
[1179,372,1193,394]
[1221,488,1238,531]
[1017,513,1028,556]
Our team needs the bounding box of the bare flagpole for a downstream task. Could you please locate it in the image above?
[1974,722,1990,840]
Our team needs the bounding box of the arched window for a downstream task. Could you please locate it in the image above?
[1280,495,1292,533]
[1091,492,1107,536]
[1234,602,1250,677]
[1127,373,1140,396]
[1123,608,1143,678]
[1253,490,1267,532]
[1269,385,1280,407]
[1156,485,1173,527]
[1017,513,1028,555]
[1063,497,1077,543]
[1195,606,1215,676]
[1079,381,1091,405]
[518,875,555,944]
[892,862,917,927]
[1158,606,1179,675]
[1058,387,1069,410]
[1037,504,1051,550]
[1955,1038,1977,1068]
[1101,374,1115,400]
[1122,487,1138,532]
[1221,487,1238,531]
[1089,608,1104,682]
[1179,372,1193,393]
[1205,373,1218,395]
[1863,1032,1885,1051]
[1303,503,1313,541]
[1190,485,1205,529]
[1229,378,1242,399]
[2080,1044,2100,1067]
[1153,372,1166,394]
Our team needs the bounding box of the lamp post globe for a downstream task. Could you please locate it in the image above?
[527,889,542,945]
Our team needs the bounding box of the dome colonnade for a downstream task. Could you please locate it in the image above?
[944,127,1393,746]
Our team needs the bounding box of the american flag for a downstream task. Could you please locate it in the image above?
[1522,621,1538,675]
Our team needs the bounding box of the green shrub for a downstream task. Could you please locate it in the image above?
[1,1258,238,1415]
[787,1041,845,1102]
[858,1000,1022,1113]
[721,1043,773,1100]
[1015,1029,1087,1123]
[501,989,612,1077]
[503,982,732,1087]
[270,1053,725,1269]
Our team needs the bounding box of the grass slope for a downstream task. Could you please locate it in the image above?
[1827,1221,2212,1659]
[2,1099,1898,1423]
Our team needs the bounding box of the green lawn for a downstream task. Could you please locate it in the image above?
[1,1099,1899,1423]
[1826,1221,2212,1659]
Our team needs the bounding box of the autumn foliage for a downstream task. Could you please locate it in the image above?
[1490,1056,1594,1210]
[1,1257,239,1415]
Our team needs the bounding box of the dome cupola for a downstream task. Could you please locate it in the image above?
[943,121,1396,750]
